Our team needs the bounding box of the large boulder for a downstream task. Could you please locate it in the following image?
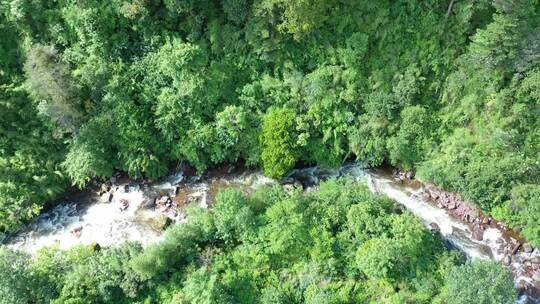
[472,225,484,241]
[148,215,173,231]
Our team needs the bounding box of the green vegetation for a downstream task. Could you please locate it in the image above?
[438,260,518,304]
[1,0,540,245]
[0,181,518,303]
[0,0,537,301]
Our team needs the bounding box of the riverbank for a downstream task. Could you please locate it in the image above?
[4,163,539,302]
[388,168,540,302]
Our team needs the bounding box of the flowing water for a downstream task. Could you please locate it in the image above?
[4,164,539,302]
[5,169,275,253]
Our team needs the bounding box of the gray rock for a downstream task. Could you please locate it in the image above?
[472,226,484,241]
[101,192,113,203]
[158,196,170,204]
[429,222,440,232]
[533,270,540,282]
[141,197,157,208]
[71,226,83,238]
[100,183,110,194]
[119,199,129,211]
[523,243,534,253]
[405,171,415,179]
[148,215,173,231]
[503,255,512,266]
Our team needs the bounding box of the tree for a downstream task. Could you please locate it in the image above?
[23,45,84,134]
[213,188,257,244]
[387,106,434,170]
[493,184,540,247]
[0,247,33,304]
[63,115,116,188]
[441,261,517,304]
[0,86,67,232]
[260,107,299,178]
[257,0,333,40]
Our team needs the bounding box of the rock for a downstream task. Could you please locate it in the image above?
[110,176,117,184]
[503,255,512,266]
[429,222,440,232]
[513,255,525,264]
[531,257,540,264]
[405,171,415,179]
[472,226,484,241]
[89,242,101,251]
[482,217,490,225]
[533,270,540,282]
[511,242,522,255]
[123,184,130,192]
[149,215,173,231]
[156,195,172,206]
[71,226,83,238]
[447,201,457,210]
[523,243,534,253]
[141,197,157,208]
[283,184,295,193]
[174,185,181,196]
[100,183,110,194]
[100,192,113,203]
[119,199,129,211]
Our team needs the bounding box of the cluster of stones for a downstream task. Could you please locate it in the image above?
[392,169,540,289]
[96,175,129,206]
[422,184,487,240]
[145,184,209,222]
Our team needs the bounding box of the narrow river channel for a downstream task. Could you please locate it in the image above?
[4,164,539,303]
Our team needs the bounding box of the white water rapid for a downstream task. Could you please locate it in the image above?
[3,164,539,302]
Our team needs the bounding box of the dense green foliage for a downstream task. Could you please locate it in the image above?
[439,260,518,304]
[0,181,517,303]
[1,0,540,261]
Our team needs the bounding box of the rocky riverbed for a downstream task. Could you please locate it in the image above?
[3,163,539,302]
[390,169,540,303]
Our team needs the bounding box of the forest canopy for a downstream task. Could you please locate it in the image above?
[0,181,519,304]
[1,0,540,245]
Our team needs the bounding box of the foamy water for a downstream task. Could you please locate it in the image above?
[6,170,276,254]
[7,184,163,253]
[4,164,538,302]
